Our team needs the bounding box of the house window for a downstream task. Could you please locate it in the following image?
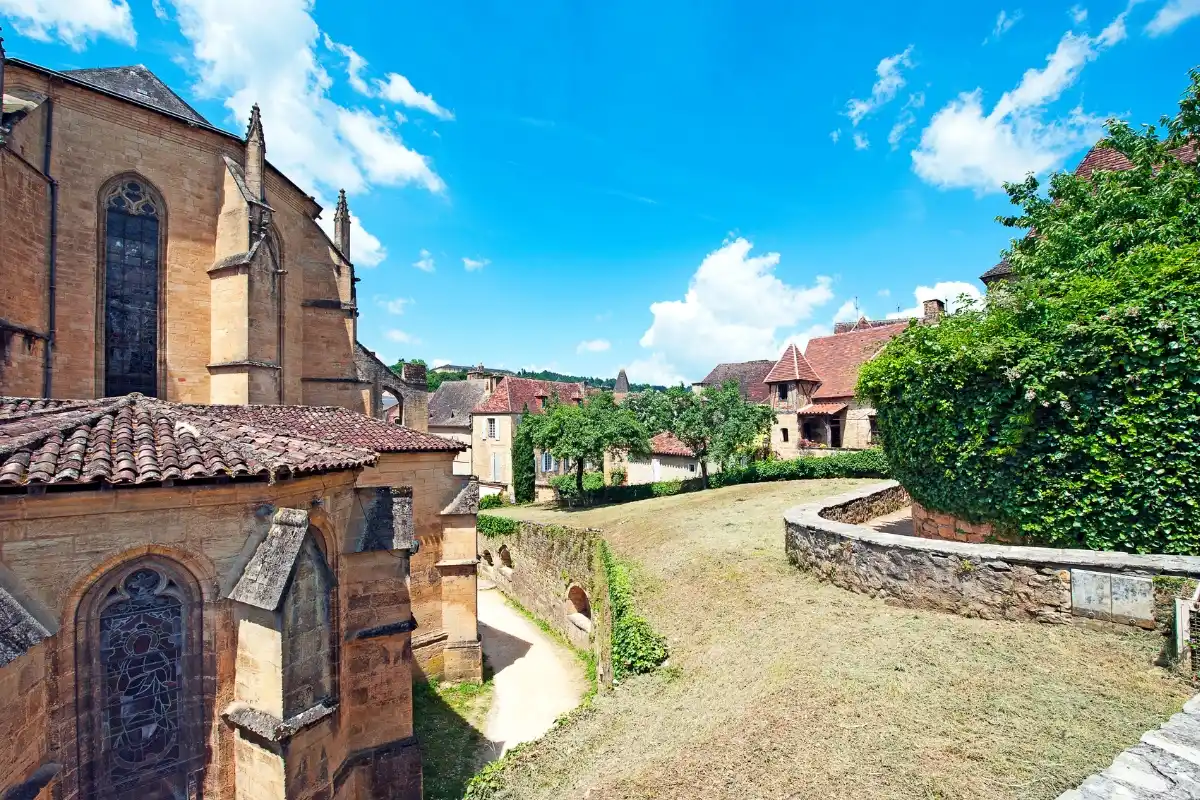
[102,178,163,397]
[688,463,697,473]
[491,452,501,481]
[869,415,880,444]
[541,452,553,472]
[781,428,789,443]
[830,417,843,448]
[487,418,497,439]
[777,383,788,401]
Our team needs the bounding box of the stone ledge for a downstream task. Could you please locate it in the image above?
[222,700,336,745]
[347,617,417,641]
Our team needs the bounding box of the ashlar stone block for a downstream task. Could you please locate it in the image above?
[1110,574,1155,629]
[1071,570,1112,621]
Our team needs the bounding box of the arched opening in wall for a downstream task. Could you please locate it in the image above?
[566,584,592,633]
[498,545,513,569]
[98,176,166,397]
[481,550,493,566]
[75,556,204,799]
[382,389,404,425]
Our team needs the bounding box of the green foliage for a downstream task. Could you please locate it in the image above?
[427,369,465,392]
[549,471,605,497]
[478,493,508,510]
[626,381,775,487]
[609,467,627,486]
[477,514,519,538]
[516,368,666,392]
[511,409,536,504]
[412,676,493,800]
[598,540,668,680]
[522,392,650,494]
[859,75,1200,554]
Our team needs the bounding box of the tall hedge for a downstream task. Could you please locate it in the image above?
[512,410,536,504]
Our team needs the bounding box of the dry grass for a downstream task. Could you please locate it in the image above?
[483,479,1191,800]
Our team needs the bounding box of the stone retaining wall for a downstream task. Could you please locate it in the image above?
[911,501,1000,543]
[479,520,613,687]
[785,482,1200,630]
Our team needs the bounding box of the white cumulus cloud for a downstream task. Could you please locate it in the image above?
[413,249,435,272]
[462,257,490,271]
[886,281,983,319]
[385,329,420,344]
[853,132,870,150]
[1146,0,1200,35]
[314,197,386,266]
[845,46,914,126]
[336,108,444,192]
[985,9,1024,43]
[0,0,135,48]
[576,339,611,354]
[832,300,861,324]
[636,237,834,384]
[911,9,1129,193]
[1070,5,1089,23]
[376,296,412,315]
[374,73,454,120]
[624,353,688,387]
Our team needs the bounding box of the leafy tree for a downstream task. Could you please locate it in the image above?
[628,381,775,488]
[522,392,650,494]
[859,70,1200,554]
[511,405,536,504]
[426,370,465,392]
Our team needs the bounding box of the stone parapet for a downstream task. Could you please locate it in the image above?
[784,482,1200,630]
[911,501,1003,543]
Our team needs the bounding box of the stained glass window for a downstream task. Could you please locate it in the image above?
[95,566,188,799]
[103,180,161,397]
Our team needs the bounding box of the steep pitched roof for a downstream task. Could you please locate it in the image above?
[763,343,821,384]
[614,369,630,394]
[61,65,210,125]
[695,360,775,403]
[0,584,54,667]
[429,381,488,428]
[473,378,586,414]
[980,258,1013,284]
[0,395,461,488]
[803,323,909,399]
[227,507,311,610]
[650,432,695,458]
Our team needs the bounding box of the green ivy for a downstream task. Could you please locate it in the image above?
[512,411,536,504]
[478,494,507,510]
[477,514,518,538]
[598,540,668,680]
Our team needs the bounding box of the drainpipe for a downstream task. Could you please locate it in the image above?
[41,99,57,398]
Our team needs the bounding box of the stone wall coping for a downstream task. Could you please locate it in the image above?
[785,481,1200,576]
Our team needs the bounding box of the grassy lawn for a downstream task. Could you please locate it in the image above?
[480,479,1191,800]
[414,667,497,800]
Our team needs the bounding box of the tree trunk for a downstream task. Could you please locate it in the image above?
[576,458,585,495]
[700,454,709,489]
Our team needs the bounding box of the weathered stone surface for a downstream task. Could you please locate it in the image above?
[1064,704,1200,797]
[1073,570,1113,621]
[228,507,310,611]
[1111,575,1156,629]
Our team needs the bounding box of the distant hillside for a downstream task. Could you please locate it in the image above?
[514,369,666,392]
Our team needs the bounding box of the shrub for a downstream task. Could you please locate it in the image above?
[477,514,518,538]
[512,413,536,504]
[549,471,605,498]
[599,540,668,680]
[609,467,627,486]
[478,493,507,510]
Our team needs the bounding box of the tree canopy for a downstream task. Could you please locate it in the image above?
[858,69,1200,555]
[521,392,650,493]
[626,381,775,486]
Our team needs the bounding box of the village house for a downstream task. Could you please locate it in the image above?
[427,371,498,476]
[0,54,426,423]
[691,359,775,402]
[612,431,711,485]
[0,395,478,800]
[471,376,585,500]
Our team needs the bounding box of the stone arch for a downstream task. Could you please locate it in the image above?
[498,545,513,569]
[96,173,168,397]
[74,554,205,799]
[383,388,404,425]
[481,549,493,566]
[567,584,591,619]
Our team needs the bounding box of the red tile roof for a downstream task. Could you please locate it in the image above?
[763,343,821,384]
[0,395,462,488]
[473,377,586,414]
[695,360,775,403]
[797,401,848,416]
[650,431,695,458]
[1074,142,1197,180]
[803,322,909,399]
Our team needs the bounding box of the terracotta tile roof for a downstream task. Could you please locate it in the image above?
[980,258,1013,283]
[473,378,586,414]
[650,432,695,458]
[797,401,849,416]
[764,343,821,384]
[0,395,461,488]
[804,323,909,399]
[695,360,775,403]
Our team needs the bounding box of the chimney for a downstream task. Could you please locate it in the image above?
[245,104,265,201]
[922,298,945,325]
[334,189,350,257]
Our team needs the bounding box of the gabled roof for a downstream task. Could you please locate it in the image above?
[61,65,210,125]
[695,360,775,403]
[764,343,821,384]
[474,378,586,414]
[429,381,488,427]
[650,432,695,458]
[227,507,311,611]
[803,323,908,399]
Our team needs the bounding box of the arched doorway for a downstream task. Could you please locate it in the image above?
[382,389,404,425]
[76,558,203,799]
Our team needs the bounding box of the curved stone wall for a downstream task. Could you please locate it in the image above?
[785,482,1200,630]
[911,501,998,543]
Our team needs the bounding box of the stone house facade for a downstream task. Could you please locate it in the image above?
[0,395,477,800]
[611,431,708,485]
[428,379,490,476]
[0,55,424,422]
[471,377,585,500]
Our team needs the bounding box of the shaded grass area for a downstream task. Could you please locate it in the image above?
[414,665,496,800]
[481,479,1192,800]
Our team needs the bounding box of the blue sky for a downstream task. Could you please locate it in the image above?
[4,0,1199,384]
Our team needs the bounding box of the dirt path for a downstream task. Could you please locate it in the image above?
[479,584,588,754]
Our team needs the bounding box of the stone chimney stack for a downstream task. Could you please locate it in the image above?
[245,103,265,201]
[334,189,351,257]
[922,298,945,325]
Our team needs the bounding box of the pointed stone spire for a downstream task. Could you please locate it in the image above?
[244,103,265,201]
[334,189,350,257]
[614,369,630,394]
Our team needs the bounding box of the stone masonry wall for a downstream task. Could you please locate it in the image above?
[478,520,613,688]
[0,147,51,398]
[911,501,1001,543]
[785,482,1200,630]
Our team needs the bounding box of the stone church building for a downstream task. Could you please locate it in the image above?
[0,50,481,800]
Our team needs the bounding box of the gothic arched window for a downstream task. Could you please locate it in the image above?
[102,178,163,397]
[78,559,202,800]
